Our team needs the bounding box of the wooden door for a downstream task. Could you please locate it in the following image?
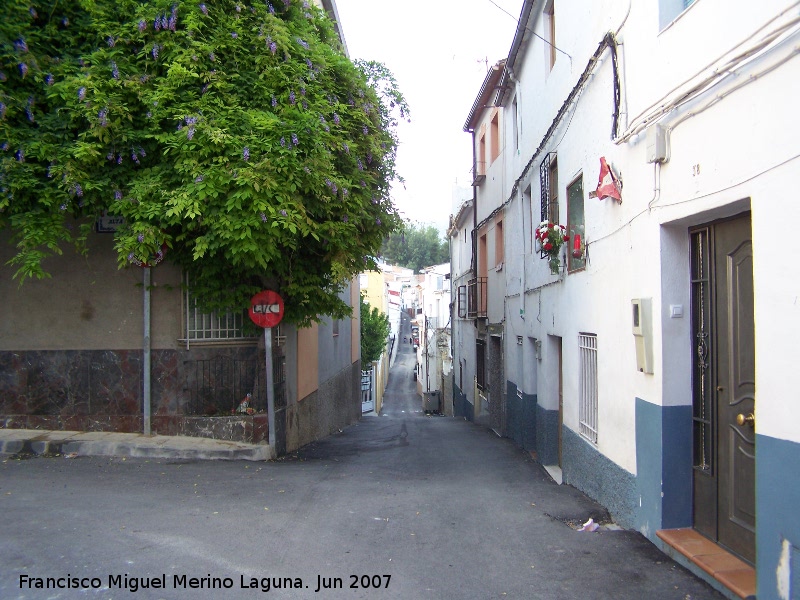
[690,212,756,564]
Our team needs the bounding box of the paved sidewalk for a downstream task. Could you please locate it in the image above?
[0,428,273,461]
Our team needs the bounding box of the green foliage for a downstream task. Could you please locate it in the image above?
[0,0,408,325]
[381,221,448,274]
[360,293,389,365]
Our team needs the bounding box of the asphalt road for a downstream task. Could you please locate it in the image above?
[0,315,724,599]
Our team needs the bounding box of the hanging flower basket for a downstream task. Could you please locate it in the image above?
[534,221,569,275]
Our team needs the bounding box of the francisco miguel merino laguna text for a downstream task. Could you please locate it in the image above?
[19,573,392,593]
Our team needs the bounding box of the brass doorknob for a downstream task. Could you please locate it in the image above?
[736,413,755,427]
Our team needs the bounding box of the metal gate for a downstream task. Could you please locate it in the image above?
[361,368,374,413]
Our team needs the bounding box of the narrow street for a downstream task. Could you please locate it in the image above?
[0,316,724,599]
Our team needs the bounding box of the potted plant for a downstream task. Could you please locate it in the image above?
[534,221,569,274]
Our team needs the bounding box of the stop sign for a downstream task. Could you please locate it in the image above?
[248,290,284,328]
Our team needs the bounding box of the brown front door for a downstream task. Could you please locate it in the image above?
[691,212,756,564]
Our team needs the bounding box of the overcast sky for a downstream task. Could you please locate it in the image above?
[334,0,524,232]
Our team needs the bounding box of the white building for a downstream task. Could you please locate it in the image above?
[452,1,800,597]
[416,263,452,414]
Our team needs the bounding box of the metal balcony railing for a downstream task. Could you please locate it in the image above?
[467,277,487,319]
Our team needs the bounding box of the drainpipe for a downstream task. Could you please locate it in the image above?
[143,267,151,436]
[508,65,526,318]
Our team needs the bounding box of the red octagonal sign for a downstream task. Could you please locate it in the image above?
[248,290,284,328]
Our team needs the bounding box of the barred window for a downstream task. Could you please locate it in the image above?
[184,275,257,343]
[539,153,558,230]
[578,333,598,443]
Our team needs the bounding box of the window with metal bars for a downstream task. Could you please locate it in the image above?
[457,285,468,319]
[690,228,712,473]
[539,153,558,257]
[184,274,257,343]
[476,339,487,391]
[578,333,598,443]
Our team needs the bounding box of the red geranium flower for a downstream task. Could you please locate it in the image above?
[543,242,553,251]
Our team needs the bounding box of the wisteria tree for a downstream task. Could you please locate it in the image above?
[0,0,408,325]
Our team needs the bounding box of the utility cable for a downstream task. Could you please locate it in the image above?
[486,0,573,62]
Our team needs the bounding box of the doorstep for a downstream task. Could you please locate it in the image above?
[657,528,756,599]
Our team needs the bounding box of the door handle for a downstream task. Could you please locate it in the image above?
[736,412,755,427]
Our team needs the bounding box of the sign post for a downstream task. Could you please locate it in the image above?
[248,290,285,451]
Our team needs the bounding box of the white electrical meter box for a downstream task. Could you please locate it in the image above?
[631,298,654,374]
[646,124,667,164]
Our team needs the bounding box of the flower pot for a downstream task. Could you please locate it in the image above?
[548,256,561,275]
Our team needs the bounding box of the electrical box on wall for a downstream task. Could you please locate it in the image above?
[631,298,654,374]
[646,124,667,164]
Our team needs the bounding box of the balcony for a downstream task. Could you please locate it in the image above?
[467,277,487,319]
[471,162,486,186]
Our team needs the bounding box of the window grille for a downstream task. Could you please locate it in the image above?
[476,339,487,391]
[184,274,257,343]
[467,277,487,319]
[578,333,598,443]
[539,153,558,258]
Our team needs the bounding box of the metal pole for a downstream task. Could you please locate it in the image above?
[143,267,151,436]
[265,327,276,450]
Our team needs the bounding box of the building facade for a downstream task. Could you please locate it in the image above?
[453,1,800,597]
[0,0,363,457]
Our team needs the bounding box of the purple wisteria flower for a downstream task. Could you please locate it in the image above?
[366,152,372,164]
[127,252,136,262]
[107,153,114,161]
[0,103,5,120]
[342,142,349,154]
[342,188,348,196]
[236,3,242,12]
[60,203,67,211]
[107,36,115,47]
[260,212,267,222]
[73,183,84,197]
[289,90,296,105]
[78,87,86,100]
[376,218,381,225]
[209,52,215,61]
[242,147,250,161]
[46,73,54,85]
[342,215,348,222]
[360,180,366,188]
[15,38,29,52]
[357,158,363,171]
[269,41,277,55]
[1,142,8,151]
[117,154,123,164]
[154,17,161,31]
[111,62,119,79]
[19,63,28,78]
[271,96,278,108]
[29,7,38,18]
[0,72,6,82]
[62,17,69,26]
[303,0,309,7]
[16,149,24,162]
[195,175,203,183]
[363,126,369,135]
[146,111,152,118]
[372,197,379,205]
[187,127,195,140]
[306,58,313,69]
[199,3,208,15]
[280,209,287,217]
[268,3,275,14]
[98,108,108,126]
[333,113,340,125]
[138,19,147,32]
[137,233,145,243]
[302,99,308,110]
[231,32,238,38]
[152,45,160,59]
[280,137,286,147]
[115,190,123,200]
[291,133,299,146]
[296,38,309,50]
